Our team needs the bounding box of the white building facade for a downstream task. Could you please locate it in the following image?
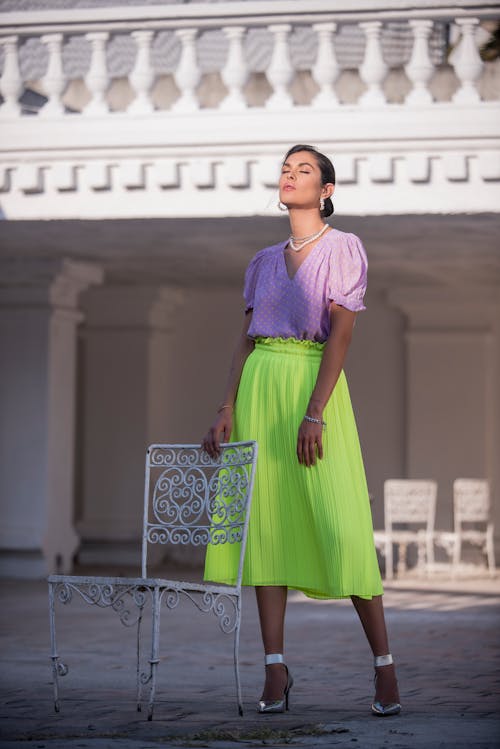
[0,0,499,576]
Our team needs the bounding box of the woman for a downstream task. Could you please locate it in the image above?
[202,144,401,717]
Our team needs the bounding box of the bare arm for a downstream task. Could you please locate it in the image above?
[202,311,255,457]
[297,302,357,467]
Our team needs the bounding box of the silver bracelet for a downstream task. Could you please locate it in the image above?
[303,414,326,428]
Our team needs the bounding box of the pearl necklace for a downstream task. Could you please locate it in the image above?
[288,223,328,252]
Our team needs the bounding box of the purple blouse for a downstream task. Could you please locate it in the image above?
[244,228,367,343]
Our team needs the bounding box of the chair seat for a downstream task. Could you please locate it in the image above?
[373,531,386,548]
[433,530,492,546]
[154,579,239,596]
[433,530,456,544]
[385,529,429,543]
[48,574,240,626]
[49,574,148,586]
[49,574,239,596]
[457,530,492,543]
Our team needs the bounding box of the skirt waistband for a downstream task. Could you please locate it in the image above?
[253,336,325,357]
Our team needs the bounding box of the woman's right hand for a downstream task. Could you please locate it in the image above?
[202,410,233,458]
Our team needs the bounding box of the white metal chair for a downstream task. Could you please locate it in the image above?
[48,441,257,719]
[378,479,437,580]
[440,479,496,576]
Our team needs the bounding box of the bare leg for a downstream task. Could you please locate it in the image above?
[255,585,288,701]
[351,595,400,705]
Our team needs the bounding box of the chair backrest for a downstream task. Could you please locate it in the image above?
[384,479,437,530]
[141,442,258,582]
[453,478,490,525]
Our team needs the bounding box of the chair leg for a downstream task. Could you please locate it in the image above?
[136,605,144,712]
[452,535,461,575]
[416,538,426,574]
[486,528,496,576]
[426,533,435,576]
[48,582,67,713]
[48,583,60,712]
[233,596,243,717]
[397,542,408,577]
[147,586,161,721]
[385,539,393,581]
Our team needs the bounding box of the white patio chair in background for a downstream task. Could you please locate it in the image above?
[376,479,437,580]
[48,441,257,719]
[435,479,496,577]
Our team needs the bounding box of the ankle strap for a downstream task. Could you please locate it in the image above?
[265,653,284,665]
[374,654,393,667]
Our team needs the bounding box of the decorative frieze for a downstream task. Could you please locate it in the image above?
[478,151,500,180]
[1,148,498,217]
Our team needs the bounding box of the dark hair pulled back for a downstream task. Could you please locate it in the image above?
[283,144,335,217]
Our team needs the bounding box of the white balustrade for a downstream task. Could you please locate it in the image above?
[172,28,200,113]
[0,35,22,118]
[265,24,294,110]
[84,32,110,116]
[0,4,498,220]
[128,30,155,114]
[359,21,388,106]
[405,20,434,106]
[220,26,248,111]
[452,18,484,104]
[311,23,339,108]
[0,5,497,120]
[40,33,66,117]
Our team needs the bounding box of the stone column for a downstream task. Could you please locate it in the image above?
[0,259,103,578]
[76,285,184,567]
[388,286,499,542]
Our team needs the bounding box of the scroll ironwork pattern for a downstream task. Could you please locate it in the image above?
[160,586,239,633]
[147,444,255,547]
[54,581,151,627]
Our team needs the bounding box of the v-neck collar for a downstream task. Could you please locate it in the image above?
[282,229,332,281]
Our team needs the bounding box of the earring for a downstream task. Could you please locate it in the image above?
[278,201,288,212]
[320,197,325,211]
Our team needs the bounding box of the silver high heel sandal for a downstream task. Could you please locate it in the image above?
[371,654,402,717]
[258,653,294,714]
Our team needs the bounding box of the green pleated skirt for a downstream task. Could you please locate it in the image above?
[204,337,383,600]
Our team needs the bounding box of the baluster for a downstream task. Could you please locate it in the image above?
[359,21,387,106]
[220,26,248,111]
[452,18,483,104]
[0,36,22,118]
[84,32,109,115]
[266,24,293,110]
[128,30,155,114]
[40,33,66,117]
[312,22,339,108]
[173,28,200,112]
[405,20,434,106]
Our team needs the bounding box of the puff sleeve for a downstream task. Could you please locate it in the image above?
[243,250,264,312]
[328,232,368,312]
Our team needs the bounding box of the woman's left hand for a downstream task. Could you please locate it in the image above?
[297,418,324,467]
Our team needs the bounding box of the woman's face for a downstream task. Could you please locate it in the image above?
[279,150,333,211]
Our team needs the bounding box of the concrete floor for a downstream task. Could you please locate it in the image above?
[0,573,499,748]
